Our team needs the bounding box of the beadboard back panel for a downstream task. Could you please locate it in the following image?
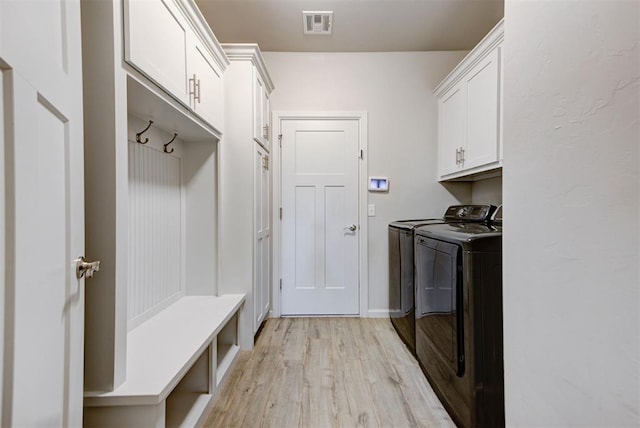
[128,142,184,326]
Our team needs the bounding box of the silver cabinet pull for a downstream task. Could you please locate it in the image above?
[345,224,357,232]
[460,147,465,163]
[76,256,100,279]
[189,74,200,104]
[456,148,460,164]
[263,124,269,141]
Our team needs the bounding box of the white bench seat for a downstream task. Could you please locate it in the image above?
[85,294,245,408]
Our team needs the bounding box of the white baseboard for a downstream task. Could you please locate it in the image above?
[366,309,391,318]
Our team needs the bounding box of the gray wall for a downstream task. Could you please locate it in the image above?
[503,1,639,425]
[263,51,471,314]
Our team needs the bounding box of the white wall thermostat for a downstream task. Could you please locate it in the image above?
[368,177,389,192]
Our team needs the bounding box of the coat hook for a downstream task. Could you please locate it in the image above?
[163,133,177,154]
[136,120,153,144]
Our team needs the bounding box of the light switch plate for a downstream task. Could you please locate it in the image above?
[368,204,376,217]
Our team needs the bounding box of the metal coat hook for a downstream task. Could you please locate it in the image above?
[163,133,177,154]
[136,120,153,144]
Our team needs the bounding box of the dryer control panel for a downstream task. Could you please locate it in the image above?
[443,205,495,222]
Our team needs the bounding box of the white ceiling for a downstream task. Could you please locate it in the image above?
[196,0,504,53]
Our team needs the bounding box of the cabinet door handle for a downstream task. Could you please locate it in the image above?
[189,74,201,104]
[460,147,465,163]
[455,148,460,164]
[263,124,269,140]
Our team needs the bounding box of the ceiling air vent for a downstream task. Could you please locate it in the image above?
[303,11,333,35]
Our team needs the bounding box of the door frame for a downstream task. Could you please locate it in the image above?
[271,111,369,317]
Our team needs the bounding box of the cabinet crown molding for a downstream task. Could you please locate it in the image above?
[175,0,230,71]
[222,43,275,94]
[434,18,504,97]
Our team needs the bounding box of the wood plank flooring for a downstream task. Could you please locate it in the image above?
[203,318,454,428]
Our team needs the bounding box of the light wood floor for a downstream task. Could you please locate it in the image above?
[203,318,454,428]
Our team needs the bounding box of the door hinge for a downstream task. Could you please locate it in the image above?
[279,279,282,290]
[278,134,283,147]
[279,207,282,220]
[359,149,364,159]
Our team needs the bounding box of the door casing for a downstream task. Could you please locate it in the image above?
[271,111,368,317]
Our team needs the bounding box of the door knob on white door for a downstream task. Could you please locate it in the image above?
[345,224,357,232]
[75,256,101,279]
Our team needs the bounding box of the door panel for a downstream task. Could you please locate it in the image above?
[324,186,346,288]
[253,71,265,145]
[188,40,222,130]
[1,0,85,425]
[438,84,465,176]
[465,48,500,169]
[281,120,359,315]
[13,83,70,428]
[5,68,84,428]
[254,144,270,331]
[124,0,188,104]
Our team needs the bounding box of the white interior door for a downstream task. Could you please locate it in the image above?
[1,1,86,426]
[281,119,359,315]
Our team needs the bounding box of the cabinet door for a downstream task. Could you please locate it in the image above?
[464,47,500,169]
[261,149,271,319]
[254,145,270,331]
[253,70,267,147]
[187,38,223,130]
[262,89,271,147]
[438,83,465,177]
[124,0,189,104]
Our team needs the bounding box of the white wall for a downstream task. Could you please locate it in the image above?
[471,176,502,205]
[263,51,471,314]
[503,1,639,426]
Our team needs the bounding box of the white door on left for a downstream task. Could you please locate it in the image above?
[0,1,86,426]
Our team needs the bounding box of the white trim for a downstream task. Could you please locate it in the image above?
[366,309,391,318]
[271,111,369,318]
[434,18,504,97]
[175,0,230,71]
[221,44,275,94]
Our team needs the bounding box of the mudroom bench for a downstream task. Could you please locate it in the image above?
[84,294,245,427]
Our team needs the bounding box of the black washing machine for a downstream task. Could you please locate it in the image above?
[414,205,503,428]
[388,218,443,354]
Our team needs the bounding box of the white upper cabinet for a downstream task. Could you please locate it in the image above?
[435,19,504,181]
[124,0,189,102]
[253,69,271,149]
[123,0,226,131]
[465,47,500,170]
[188,37,224,127]
[438,82,465,177]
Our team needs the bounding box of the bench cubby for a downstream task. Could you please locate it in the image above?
[84,295,244,427]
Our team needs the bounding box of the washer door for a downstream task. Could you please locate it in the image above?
[415,236,464,377]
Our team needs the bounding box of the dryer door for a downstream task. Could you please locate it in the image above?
[415,236,464,377]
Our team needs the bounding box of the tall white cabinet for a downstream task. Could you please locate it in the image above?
[220,44,275,349]
[81,1,245,426]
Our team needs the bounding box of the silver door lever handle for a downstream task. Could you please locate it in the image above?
[76,256,100,279]
[345,224,357,232]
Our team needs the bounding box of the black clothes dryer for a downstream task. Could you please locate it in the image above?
[414,205,503,428]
